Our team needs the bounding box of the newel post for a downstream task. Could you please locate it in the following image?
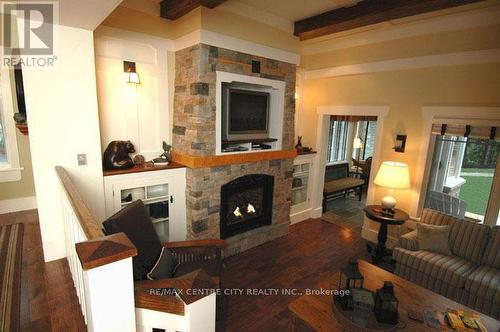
[76,233,138,332]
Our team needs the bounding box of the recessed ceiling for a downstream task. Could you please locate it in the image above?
[119,0,362,34]
[222,0,359,22]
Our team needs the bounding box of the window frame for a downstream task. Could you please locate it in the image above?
[326,119,349,164]
[0,66,23,182]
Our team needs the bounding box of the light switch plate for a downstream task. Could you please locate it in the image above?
[77,154,87,166]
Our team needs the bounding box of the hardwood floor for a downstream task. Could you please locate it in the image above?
[221,218,369,331]
[0,210,85,332]
[2,210,368,331]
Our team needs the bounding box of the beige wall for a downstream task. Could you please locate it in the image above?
[302,63,500,213]
[298,17,500,227]
[0,132,35,200]
[100,5,299,54]
[301,24,500,69]
[201,7,299,53]
[100,5,201,40]
[0,60,35,201]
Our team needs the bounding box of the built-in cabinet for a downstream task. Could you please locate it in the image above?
[104,168,187,241]
[290,153,316,224]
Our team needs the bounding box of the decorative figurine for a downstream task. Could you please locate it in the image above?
[133,154,145,166]
[103,140,135,170]
[152,141,172,164]
[295,136,303,153]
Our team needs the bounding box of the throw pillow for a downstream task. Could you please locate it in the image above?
[147,247,178,280]
[417,223,452,255]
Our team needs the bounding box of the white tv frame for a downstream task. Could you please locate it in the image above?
[215,71,285,155]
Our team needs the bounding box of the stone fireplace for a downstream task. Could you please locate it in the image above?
[172,43,296,256]
[220,174,274,239]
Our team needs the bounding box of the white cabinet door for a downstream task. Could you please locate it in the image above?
[104,168,187,241]
[290,154,317,224]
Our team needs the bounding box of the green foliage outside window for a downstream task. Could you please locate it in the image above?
[463,138,499,169]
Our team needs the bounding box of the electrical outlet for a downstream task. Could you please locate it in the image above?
[77,154,87,166]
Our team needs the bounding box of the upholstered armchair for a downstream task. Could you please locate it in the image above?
[102,200,225,325]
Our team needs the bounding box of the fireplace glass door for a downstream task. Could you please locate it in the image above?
[220,174,274,238]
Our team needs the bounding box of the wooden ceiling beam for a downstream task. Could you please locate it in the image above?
[294,0,486,40]
[160,0,226,20]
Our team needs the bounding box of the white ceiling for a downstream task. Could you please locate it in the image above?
[120,0,360,32]
[59,0,123,30]
[221,0,359,22]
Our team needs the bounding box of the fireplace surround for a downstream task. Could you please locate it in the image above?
[173,44,296,256]
[220,174,274,239]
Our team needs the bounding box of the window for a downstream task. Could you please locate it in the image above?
[352,120,377,160]
[327,119,348,163]
[0,67,22,182]
[425,134,499,223]
[0,108,6,163]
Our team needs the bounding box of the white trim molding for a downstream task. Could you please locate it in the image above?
[0,66,22,183]
[312,105,390,243]
[0,196,37,214]
[173,29,301,65]
[305,49,500,79]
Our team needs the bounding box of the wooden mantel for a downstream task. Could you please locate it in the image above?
[172,149,297,169]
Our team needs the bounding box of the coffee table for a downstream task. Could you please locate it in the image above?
[289,260,500,332]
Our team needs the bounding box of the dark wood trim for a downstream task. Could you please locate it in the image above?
[160,0,227,20]
[103,161,185,177]
[135,269,219,306]
[134,287,186,315]
[75,232,137,270]
[162,239,226,249]
[54,166,104,240]
[172,149,297,168]
[294,0,485,40]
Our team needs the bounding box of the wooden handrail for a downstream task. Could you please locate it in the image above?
[55,166,104,240]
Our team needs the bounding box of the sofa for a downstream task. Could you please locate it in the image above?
[392,208,500,319]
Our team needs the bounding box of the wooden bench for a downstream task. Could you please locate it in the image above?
[323,162,364,212]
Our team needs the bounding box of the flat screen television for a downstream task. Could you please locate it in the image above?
[222,84,270,141]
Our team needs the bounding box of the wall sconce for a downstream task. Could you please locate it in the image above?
[123,61,140,85]
[393,134,407,153]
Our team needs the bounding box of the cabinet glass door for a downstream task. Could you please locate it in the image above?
[292,163,309,206]
[118,183,170,242]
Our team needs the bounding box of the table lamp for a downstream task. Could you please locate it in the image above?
[373,162,410,214]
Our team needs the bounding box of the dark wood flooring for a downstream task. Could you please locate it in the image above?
[221,218,369,331]
[3,210,368,331]
[0,210,85,332]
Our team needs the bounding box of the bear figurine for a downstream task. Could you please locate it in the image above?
[103,140,135,170]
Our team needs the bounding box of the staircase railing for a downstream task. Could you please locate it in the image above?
[55,166,137,331]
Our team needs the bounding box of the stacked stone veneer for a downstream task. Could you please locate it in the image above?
[172,44,296,256]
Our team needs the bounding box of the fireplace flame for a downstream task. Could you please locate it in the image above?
[233,207,243,218]
[247,204,256,214]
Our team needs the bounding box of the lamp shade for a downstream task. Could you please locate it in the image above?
[126,72,141,84]
[353,137,363,149]
[374,162,410,189]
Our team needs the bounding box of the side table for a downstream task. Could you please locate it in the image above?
[363,205,409,265]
